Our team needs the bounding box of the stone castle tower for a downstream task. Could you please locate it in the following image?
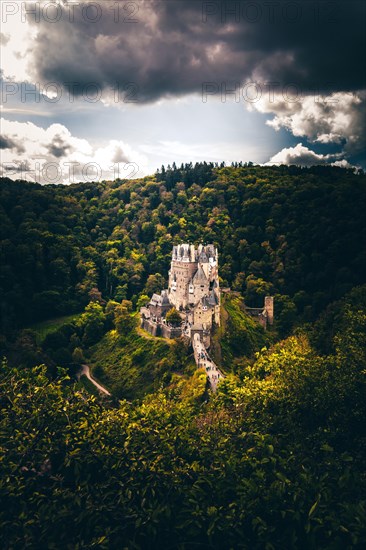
[140,242,273,346]
[168,244,220,326]
[140,243,221,342]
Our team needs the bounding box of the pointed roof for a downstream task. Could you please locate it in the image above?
[207,289,219,306]
[150,291,171,307]
[193,264,208,282]
[161,289,170,305]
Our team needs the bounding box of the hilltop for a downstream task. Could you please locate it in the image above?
[1,164,365,335]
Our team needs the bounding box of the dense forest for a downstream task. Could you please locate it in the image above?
[1,164,366,548]
[1,164,365,332]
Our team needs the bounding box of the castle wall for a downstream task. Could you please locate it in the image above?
[141,319,158,336]
[214,305,221,326]
[149,302,171,319]
[193,301,213,328]
[160,325,182,339]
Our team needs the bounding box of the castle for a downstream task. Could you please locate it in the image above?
[140,243,274,349]
[140,244,220,346]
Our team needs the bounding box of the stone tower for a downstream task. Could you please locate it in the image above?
[264,296,274,325]
[168,244,220,325]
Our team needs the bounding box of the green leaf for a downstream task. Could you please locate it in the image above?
[308,500,319,518]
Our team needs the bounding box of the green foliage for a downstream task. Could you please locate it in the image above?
[114,300,134,335]
[165,306,182,326]
[72,346,84,364]
[89,317,195,400]
[1,165,366,548]
[1,299,366,549]
[274,293,298,337]
[1,165,365,332]
[29,313,81,344]
[77,302,106,346]
[143,273,166,296]
[136,294,150,310]
[212,294,272,372]
[310,284,366,355]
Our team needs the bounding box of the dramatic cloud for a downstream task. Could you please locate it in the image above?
[250,91,366,153]
[4,0,363,103]
[265,143,359,169]
[266,143,335,166]
[1,0,364,172]
[0,135,25,153]
[0,118,147,184]
[46,134,73,158]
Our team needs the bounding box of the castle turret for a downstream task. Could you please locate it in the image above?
[264,296,274,325]
[168,243,220,313]
[141,242,221,339]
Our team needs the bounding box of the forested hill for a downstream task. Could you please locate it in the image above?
[1,164,365,332]
[1,164,366,549]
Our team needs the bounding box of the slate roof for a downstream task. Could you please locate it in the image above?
[207,289,219,306]
[150,290,171,307]
[193,265,208,282]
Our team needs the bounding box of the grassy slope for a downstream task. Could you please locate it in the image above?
[211,294,273,372]
[29,313,81,344]
[88,318,196,400]
[88,296,273,399]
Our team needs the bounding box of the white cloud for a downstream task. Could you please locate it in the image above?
[0,118,147,184]
[331,159,359,170]
[265,143,360,171]
[0,4,36,82]
[249,91,365,153]
[265,143,339,167]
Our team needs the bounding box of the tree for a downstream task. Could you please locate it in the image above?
[274,294,297,337]
[166,307,182,326]
[114,303,134,334]
[77,302,106,346]
[105,300,120,329]
[144,273,165,296]
[72,347,84,364]
[136,294,150,310]
[245,275,273,306]
[88,287,105,304]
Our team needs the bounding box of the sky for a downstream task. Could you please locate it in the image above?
[0,0,365,183]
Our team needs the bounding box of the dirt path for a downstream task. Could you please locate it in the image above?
[77,364,111,396]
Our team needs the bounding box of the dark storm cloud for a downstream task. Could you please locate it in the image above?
[46,134,73,158]
[27,0,365,102]
[0,135,25,154]
[0,136,15,149]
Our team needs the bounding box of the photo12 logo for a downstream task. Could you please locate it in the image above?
[1,81,140,104]
[2,160,140,184]
[1,1,140,24]
[201,1,339,24]
[202,81,340,104]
